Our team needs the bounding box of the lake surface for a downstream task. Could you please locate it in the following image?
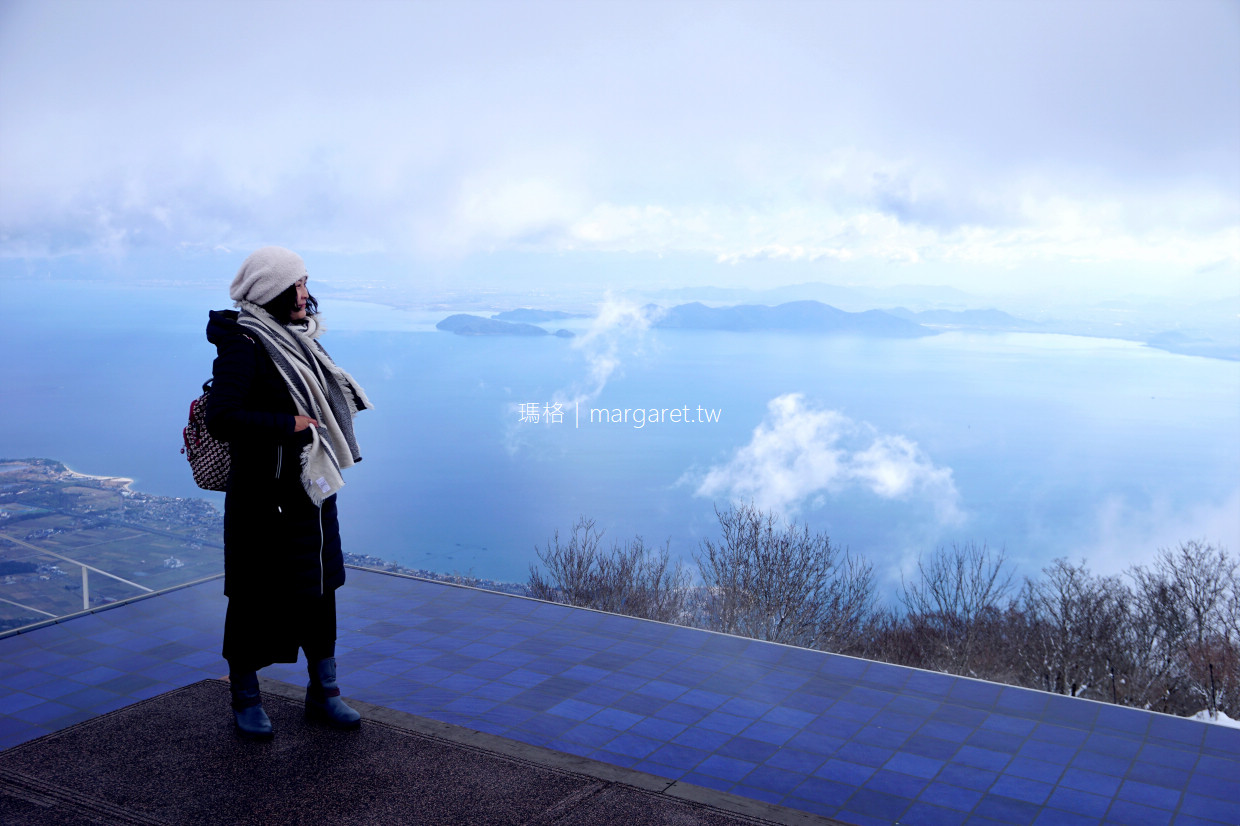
[2,280,1237,593]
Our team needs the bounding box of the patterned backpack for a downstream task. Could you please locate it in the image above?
[182,380,230,491]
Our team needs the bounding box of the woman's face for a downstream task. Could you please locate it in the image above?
[290,277,309,322]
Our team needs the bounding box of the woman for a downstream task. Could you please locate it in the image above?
[206,246,373,739]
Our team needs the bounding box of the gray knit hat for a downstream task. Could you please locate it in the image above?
[230,246,307,305]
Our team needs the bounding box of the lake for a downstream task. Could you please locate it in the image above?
[2,279,1237,593]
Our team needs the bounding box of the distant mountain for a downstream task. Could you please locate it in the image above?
[644,282,979,312]
[885,307,1037,330]
[436,313,575,337]
[652,301,932,337]
[1145,331,1240,361]
[492,309,588,323]
[436,314,550,336]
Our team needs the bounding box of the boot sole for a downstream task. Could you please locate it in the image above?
[305,703,362,730]
[233,722,274,741]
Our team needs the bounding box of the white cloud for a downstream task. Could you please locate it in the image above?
[554,296,659,410]
[688,393,964,523]
[569,204,676,248]
[443,174,585,254]
[500,295,658,457]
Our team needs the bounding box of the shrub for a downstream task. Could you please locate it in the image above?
[528,517,690,623]
[694,502,876,651]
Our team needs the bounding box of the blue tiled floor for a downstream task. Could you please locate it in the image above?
[1,568,1237,825]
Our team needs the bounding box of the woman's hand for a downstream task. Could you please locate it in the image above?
[293,415,320,432]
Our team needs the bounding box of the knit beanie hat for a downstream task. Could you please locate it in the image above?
[229,246,307,305]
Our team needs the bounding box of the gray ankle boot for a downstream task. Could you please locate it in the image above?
[306,657,361,729]
[230,671,273,740]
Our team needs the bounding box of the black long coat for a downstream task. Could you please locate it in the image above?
[205,310,346,600]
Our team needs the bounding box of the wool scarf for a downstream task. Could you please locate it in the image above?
[237,301,373,506]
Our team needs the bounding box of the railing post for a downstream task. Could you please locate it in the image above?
[81,565,89,611]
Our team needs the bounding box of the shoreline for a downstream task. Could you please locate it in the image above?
[57,463,135,492]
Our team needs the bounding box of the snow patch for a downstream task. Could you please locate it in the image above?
[1190,709,1240,728]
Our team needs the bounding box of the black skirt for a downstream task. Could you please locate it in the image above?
[222,589,337,669]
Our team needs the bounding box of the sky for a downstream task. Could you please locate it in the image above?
[1,0,1238,303]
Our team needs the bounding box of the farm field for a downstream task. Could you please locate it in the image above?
[0,459,223,630]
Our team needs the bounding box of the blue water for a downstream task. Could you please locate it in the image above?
[2,280,1237,591]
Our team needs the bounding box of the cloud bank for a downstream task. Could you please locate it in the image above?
[1083,488,1240,577]
[689,394,963,523]
[1,0,1236,299]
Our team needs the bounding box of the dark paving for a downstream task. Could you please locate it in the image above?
[2,568,1238,825]
[0,678,830,825]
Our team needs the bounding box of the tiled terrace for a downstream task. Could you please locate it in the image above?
[1,567,1237,825]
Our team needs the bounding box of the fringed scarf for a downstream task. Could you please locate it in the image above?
[237,301,373,506]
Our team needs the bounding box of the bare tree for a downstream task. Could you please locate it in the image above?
[900,542,1014,675]
[1122,568,1189,712]
[1157,541,1236,648]
[857,606,925,667]
[528,517,605,605]
[528,517,691,623]
[1216,578,1240,716]
[694,503,876,651]
[1019,558,1130,699]
[1129,541,1239,716]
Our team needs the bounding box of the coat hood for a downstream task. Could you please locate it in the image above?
[206,309,242,346]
